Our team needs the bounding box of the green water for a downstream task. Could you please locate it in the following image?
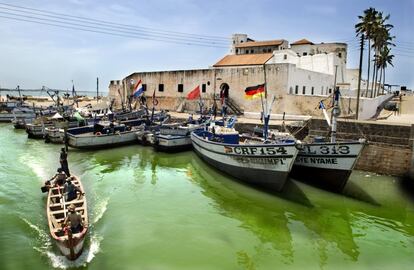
[0,123,413,270]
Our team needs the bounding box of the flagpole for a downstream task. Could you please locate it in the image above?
[199,86,203,116]
[262,64,269,140]
[150,88,156,123]
[96,77,99,104]
[263,64,268,99]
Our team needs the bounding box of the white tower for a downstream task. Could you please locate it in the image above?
[231,34,248,54]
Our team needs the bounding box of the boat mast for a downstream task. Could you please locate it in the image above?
[17,85,22,105]
[331,87,341,143]
[262,64,270,140]
[96,77,99,104]
[198,88,203,117]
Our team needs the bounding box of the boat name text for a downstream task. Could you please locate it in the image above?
[225,146,288,156]
[300,145,350,155]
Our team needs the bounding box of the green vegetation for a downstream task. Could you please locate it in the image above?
[355,7,395,97]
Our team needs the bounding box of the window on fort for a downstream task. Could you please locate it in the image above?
[177,84,183,93]
[289,87,293,94]
[311,87,314,95]
[202,84,206,93]
[329,88,332,94]
[338,52,342,58]
[302,86,306,95]
[295,85,298,94]
[250,49,254,54]
[283,54,287,60]
[263,49,266,53]
[142,84,147,92]
[303,52,307,56]
[246,50,249,54]
[158,84,164,92]
[268,49,272,53]
[236,49,239,54]
[207,81,210,85]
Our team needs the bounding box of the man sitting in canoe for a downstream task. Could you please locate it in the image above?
[63,177,84,201]
[42,169,67,193]
[63,204,83,234]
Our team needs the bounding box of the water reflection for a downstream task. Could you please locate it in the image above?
[78,146,138,173]
[58,140,414,268]
[187,154,366,266]
[189,155,295,263]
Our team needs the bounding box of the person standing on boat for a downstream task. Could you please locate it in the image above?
[63,177,83,201]
[63,204,83,234]
[60,148,70,177]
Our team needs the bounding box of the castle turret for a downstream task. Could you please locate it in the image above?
[231,34,248,54]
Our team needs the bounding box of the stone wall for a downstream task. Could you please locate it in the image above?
[308,118,414,176]
[108,63,391,120]
[309,118,412,147]
[355,144,412,176]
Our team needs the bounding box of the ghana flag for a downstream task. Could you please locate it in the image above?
[244,84,265,99]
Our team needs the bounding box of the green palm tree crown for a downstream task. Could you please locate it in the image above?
[355,7,395,96]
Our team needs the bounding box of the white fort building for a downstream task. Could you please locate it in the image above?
[109,34,391,120]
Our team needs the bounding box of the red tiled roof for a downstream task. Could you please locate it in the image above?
[291,38,314,45]
[213,53,273,67]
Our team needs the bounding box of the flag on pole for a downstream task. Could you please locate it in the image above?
[131,79,144,98]
[152,89,159,106]
[319,101,331,126]
[186,85,201,100]
[244,84,265,99]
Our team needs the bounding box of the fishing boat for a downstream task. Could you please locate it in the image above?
[290,88,366,192]
[26,113,85,139]
[45,175,88,260]
[12,116,34,129]
[0,106,36,123]
[191,124,299,191]
[114,108,147,121]
[135,111,172,146]
[67,121,140,149]
[44,127,66,143]
[135,124,160,146]
[26,121,54,138]
[154,123,203,152]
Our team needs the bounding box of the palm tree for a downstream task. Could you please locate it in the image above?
[355,7,378,97]
[371,13,394,96]
[376,47,394,95]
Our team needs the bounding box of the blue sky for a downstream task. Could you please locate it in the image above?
[0,0,413,92]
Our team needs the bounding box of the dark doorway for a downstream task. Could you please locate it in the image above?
[219,83,229,99]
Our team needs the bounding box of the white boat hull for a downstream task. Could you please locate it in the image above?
[0,112,36,122]
[291,141,365,191]
[68,130,138,149]
[191,132,298,191]
[45,128,65,143]
[155,134,192,152]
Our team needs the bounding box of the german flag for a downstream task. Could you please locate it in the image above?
[244,84,265,99]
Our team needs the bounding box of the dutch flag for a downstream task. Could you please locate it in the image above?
[132,79,144,98]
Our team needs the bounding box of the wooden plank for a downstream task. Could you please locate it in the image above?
[51,207,84,215]
[50,213,60,229]
[50,199,84,208]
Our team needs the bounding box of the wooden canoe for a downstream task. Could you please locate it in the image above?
[46,175,88,260]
